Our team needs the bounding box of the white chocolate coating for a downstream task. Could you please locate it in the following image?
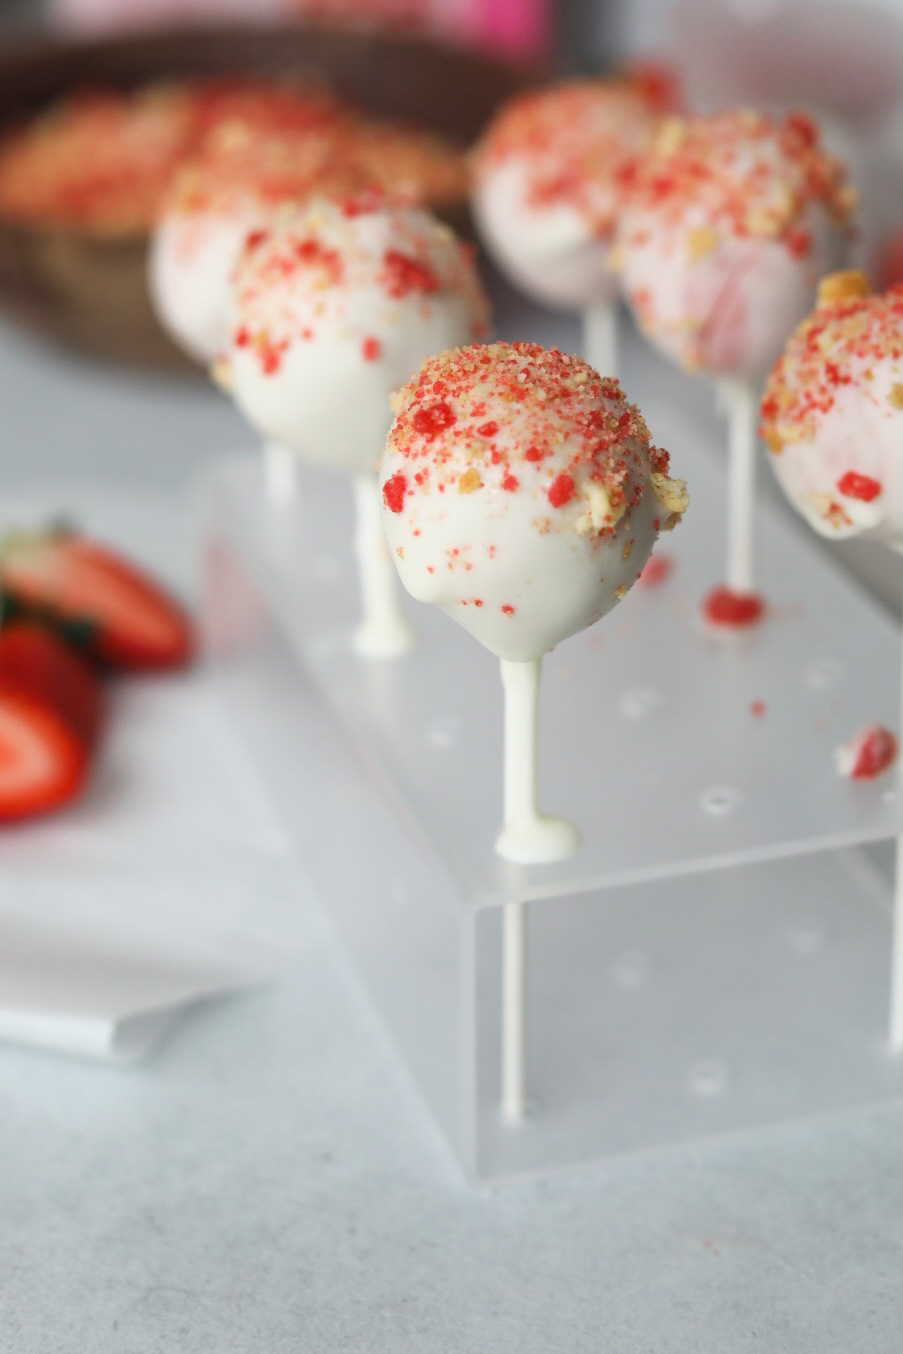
[473,160,620,312]
[379,342,688,661]
[471,79,663,313]
[150,209,257,363]
[617,110,855,378]
[148,129,346,365]
[762,275,903,549]
[221,197,489,477]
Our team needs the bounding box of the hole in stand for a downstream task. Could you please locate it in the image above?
[804,658,844,691]
[787,926,822,956]
[612,950,651,989]
[689,1060,728,1097]
[700,786,742,816]
[618,688,662,720]
[427,715,462,749]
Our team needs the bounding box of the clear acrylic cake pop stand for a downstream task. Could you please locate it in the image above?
[198,390,903,1185]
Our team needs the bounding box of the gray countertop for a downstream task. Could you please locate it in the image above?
[0,300,901,1353]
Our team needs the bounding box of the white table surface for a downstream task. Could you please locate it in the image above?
[0,291,901,1352]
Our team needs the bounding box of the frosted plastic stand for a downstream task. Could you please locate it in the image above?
[199,403,903,1184]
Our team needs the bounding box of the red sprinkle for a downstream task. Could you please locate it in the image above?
[703,586,766,628]
[836,471,882,502]
[501,604,515,616]
[524,446,545,462]
[548,473,575,508]
[750,700,766,717]
[785,227,811,258]
[638,552,673,587]
[382,472,407,514]
[501,473,519,492]
[842,724,899,780]
[412,401,456,440]
[361,336,382,361]
[245,228,269,250]
[234,325,250,347]
[477,421,498,437]
[383,250,441,299]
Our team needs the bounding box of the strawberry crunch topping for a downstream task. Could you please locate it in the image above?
[228,198,489,377]
[623,109,854,257]
[385,342,686,538]
[761,272,903,450]
[474,77,668,235]
[835,724,899,780]
[703,586,766,628]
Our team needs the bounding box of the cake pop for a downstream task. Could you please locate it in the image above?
[149,124,351,366]
[761,269,902,1050]
[471,76,669,376]
[760,271,902,549]
[150,106,468,368]
[617,109,855,618]
[380,340,687,1122]
[380,341,688,858]
[220,193,489,657]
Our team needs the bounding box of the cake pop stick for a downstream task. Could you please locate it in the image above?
[222,194,489,658]
[619,109,855,624]
[583,301,619,384]
[471,77,671,381]
[720,378,758,593]
[380,341,688,1114]
[762,271,903,1045]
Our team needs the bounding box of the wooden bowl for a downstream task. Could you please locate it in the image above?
[0,26,535,370]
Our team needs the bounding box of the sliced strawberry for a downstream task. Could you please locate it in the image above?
[1,530,193,672]
[0,622,103,746]
[0,623,103,822]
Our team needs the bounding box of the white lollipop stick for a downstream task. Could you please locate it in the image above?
[583,301,618,381]
[496,657,580,1121]
[501,901,528,1122]
[496,658,580,865]
[351,475,416,660]
[262,442,298,510]
[719,378,758,593]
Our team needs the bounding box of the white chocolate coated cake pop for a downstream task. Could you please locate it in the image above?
[761,271,903,549]
[149,123,350,364]
[617,110,855,378]
[471,77,667,314]
[380,341,688,662]
[222,194,489,476]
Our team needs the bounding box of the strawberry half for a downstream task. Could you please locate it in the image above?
[0,621,104,822]
[1,529,193,672]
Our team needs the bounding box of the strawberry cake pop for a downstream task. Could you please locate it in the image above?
[380,341,688,860]
[149,122,352,366]
[761,271,902,549]
[471,76,670,376]
[220,193,489,657]
[617,108,855,620]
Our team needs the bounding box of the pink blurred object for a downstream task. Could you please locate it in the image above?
[51,0,550,55]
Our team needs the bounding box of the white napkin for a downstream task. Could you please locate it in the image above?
[0,674,313,1060]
